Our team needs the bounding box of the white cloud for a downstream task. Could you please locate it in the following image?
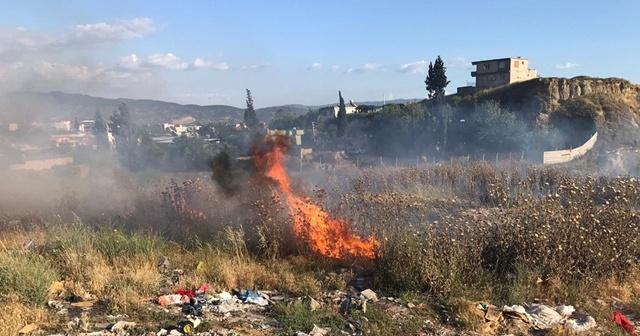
[241,63,270,70]
[398,60,428,73]
[211,62,229,70]
[118,54,143,70]
[329,65,340,73]
[0,58,165,97]
[193,58,229,70]
[307,63,323,70]
[193,58,212,68]
[74,17,156,42]
[398,57,470,73]
[118,53,200,71]
[556,62,579,69]
[147,53,188,70]
[448,57,471,68]
[0,18,157,59]
[346,63,383,74]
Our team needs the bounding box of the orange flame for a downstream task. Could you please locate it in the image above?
[253,135,379,259]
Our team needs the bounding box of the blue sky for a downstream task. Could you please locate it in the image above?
[0,1,638,107]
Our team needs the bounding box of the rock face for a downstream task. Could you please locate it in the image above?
[537,77,640,111]
[458,76,640,132]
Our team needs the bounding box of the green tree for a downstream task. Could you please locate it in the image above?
[73,117,80,132]
[436,104,453,148]
[467,101,528,152]
[93,109,109,149]
[138,130,165,169]
[424,55,450,103]
[337,90,348,137]
[243,89,259,128]
[109,103,138,168]
[270,109,298,130]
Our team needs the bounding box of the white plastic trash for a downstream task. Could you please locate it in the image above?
[566,316,597,332]
[555,305,575,317]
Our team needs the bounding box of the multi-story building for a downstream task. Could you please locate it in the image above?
[457,57,538,95]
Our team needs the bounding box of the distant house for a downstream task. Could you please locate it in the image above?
[457,56,538,95]
[319,105,358,118]
[9,155,74,171]
[151,122,218,146]
[52,120,72,132]
[51,133,94,147]
[163,123,202,137]
[268,129,305,146]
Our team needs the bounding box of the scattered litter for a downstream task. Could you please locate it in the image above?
[613,311,637,335]
[502,305,531,323]
[339,295,352,317]
[196,261,205,274]
[484,305,502,322]
[48,300,64,309]
[158,294,190,306]
[18,323,38,334]
[181,298,203,316]
[566,316,597,332]
[157,317,201,335]
[110,321,136,333]
[242,290,269,306]
[297,324,330,336]
[23,239,35,250]
[197,283,211,293]
[158,256,171,273]
[215,291,233,301]
[359,289,378,302]
[525,304,564,330]
[70,300,97,308]
[303,296,321,311]
[48,281,65,297]
[555,304,575,317]
[175,288,195,298]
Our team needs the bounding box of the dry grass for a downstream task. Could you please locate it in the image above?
[4,162,640,333]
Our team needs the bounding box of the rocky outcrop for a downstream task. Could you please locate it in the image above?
[536,77,640,111]
[458,76,640,127]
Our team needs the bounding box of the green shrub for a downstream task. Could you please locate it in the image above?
[93,229,166,263]
[272,300,344,334]
[0,254,58,306]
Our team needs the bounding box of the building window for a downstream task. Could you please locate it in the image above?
[491,76,496,81]
[499,61,505,69]
[501,74,505,80]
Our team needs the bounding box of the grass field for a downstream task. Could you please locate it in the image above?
[2,161,640,334]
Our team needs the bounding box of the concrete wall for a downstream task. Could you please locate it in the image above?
[510,58,537,83]
[543,132,598,165]
[476,73,511,89]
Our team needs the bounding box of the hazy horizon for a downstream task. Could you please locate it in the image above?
[1,1,638,107]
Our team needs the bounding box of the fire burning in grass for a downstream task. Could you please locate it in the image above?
[252,135,379,259]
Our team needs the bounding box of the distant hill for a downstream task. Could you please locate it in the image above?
[353,98,422,106]
[0,91,423,125]
[0,91,311,125]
